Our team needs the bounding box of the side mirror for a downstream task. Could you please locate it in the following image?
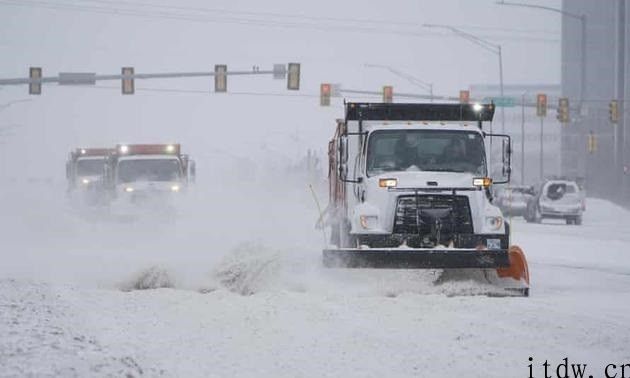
[487,133,511,184]
[502,139,512,177]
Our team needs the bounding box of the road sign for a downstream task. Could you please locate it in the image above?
[59,72,96,86]
[273,64,286,80]
[483,96,516,107]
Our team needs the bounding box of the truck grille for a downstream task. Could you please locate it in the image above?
[393,195,473,237]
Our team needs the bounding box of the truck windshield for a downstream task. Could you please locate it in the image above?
[76,158,105,176]
[366,130,486,176]
[117,159,181,183]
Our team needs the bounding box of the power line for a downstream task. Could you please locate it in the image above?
[0,0,560,43]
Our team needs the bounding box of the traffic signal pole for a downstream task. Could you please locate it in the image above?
[539,116,544,181]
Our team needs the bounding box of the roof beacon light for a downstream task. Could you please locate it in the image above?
[473,103,483,113]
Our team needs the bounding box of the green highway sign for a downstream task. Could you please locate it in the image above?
[483,96,516,107]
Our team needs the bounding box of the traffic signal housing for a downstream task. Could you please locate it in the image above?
[214,65,227,92]
[587,131,597,154]
[459,90,470,104]
[536,93,547,117]
[29,67,42,95]
[609,100,619,123]
[320,83,331,106]
[121,67,134,95]
[287,63,300,90]
[383,86,393,103]
[557,97,569,123]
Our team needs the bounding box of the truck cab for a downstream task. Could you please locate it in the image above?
[104,144,195,204]
[66,148,111,192]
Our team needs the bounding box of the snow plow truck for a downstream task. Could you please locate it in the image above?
[103,143,195,206]
[66,147,112,205]
[322,102,530,296]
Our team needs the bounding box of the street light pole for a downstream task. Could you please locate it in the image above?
[423,24,505,132]
[496,1,586,111]
[364,64,434,102]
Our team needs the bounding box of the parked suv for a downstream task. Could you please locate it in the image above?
[495,186,535,217]
[525,179,584,225]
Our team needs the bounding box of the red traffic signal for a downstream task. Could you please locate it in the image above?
[459,90,470,104]
[383,86,393,103]
[320,83,331,106]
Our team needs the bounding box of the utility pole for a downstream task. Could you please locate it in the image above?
[521,92,526,184]
[615,0,626,203]
[423,23,504,133]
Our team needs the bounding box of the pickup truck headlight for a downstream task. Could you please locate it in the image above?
[485,216,503,231]
[359,215,378,230]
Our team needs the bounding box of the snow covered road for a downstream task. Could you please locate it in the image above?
[1,182,630,377]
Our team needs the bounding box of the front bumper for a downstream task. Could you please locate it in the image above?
[356,233,508,250]
[323,248,510,269]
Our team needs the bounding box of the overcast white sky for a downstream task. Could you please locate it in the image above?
[0,0,561,179]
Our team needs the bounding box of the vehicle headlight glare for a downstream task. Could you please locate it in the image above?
[378,178,397,188]
[171,185,180,192]
[81,178,90,185]
[125,187,134,193]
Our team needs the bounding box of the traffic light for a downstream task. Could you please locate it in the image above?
[383,85,393,103]
[320,83,331,106]
[214,65,227,92]
[557,97,569,123]
[121,67,134,95]
[459,90,470,104]
[536,93,547,117]
[287,63,300,90]
[587,131,597,154]
[609,100,619,123]
[29,67,42,95]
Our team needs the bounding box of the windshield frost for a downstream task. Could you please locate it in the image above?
[366,130,486,176]
[117,159,181,183]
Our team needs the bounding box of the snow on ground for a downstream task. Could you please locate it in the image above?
[1,179,630,377]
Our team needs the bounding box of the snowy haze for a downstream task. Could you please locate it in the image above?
[4,2,629,378]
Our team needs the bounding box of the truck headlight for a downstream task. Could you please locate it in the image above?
[360,215,378,229]
[124,187,134,193]
[171,185,180,192]
[378,178,397,188]
[81,178,90,185]
[485,216,503,230]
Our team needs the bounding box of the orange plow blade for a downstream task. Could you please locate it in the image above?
[496,245,530,286]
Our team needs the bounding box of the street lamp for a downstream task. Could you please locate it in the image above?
[364,64,434,102]
[423,23,505,133]
[496,1,586,112]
